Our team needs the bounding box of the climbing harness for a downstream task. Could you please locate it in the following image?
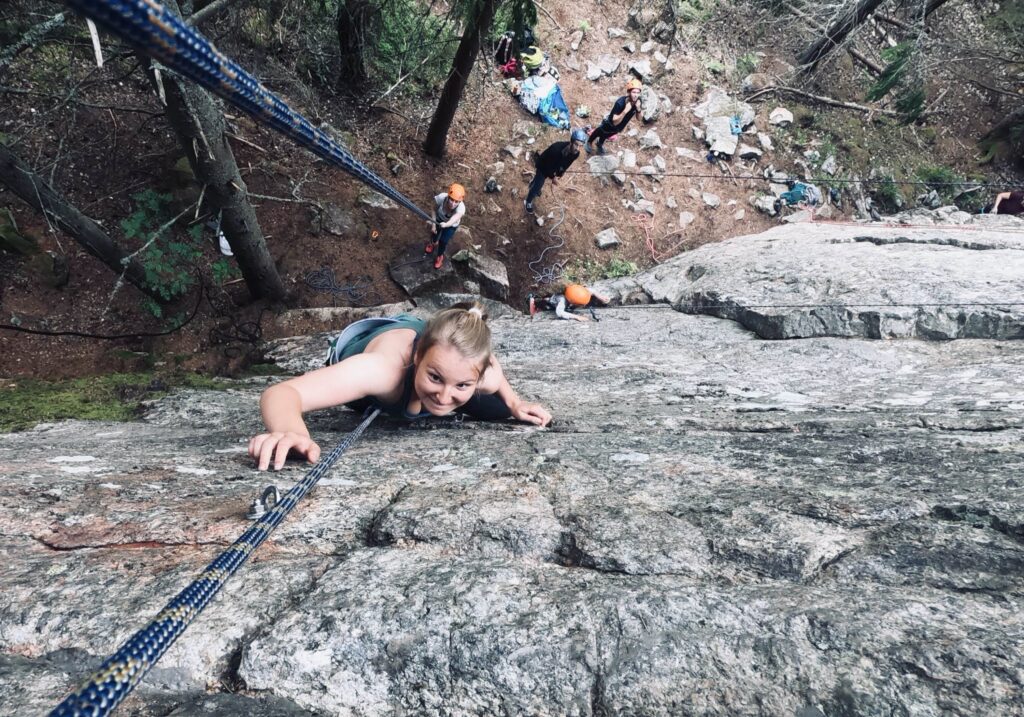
[65,0,431,222]
[528,204,567,285]
[49,408,380,717]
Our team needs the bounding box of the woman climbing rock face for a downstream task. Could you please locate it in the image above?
[248,303,552,470]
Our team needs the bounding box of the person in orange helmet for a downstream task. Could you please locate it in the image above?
[528,283,610,322]
[585,78,643,156]
[425,183,467,269]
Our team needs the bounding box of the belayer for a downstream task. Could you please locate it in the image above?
[525,128,588,213]
[249,303,552,470]
[529,284,610,322]
[425,183,466,270]
[586,79,643,156]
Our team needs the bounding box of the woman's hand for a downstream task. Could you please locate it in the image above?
[428,220,438,234]
[510,400,552,427]
[248,431,321,471]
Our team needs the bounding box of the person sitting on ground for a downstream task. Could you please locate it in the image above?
[991,190,1023,215]
[525,128,587,213]
[425,183,466,270]
[249,303,552,470]
[586,79,643,156]
[529,284,610,322]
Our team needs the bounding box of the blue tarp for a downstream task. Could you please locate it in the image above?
[518,74,571,130]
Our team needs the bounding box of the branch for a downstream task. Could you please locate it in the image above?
[0,85,163,115]
[745,85,901,116]
[0,12,66,72]
[186,0,243,26]
[533,1,562,30]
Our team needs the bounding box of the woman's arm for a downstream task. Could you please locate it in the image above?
[249,353,401,470]
[477,355,552,426]
[992,192,1010,212]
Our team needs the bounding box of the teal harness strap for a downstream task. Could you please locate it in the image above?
[49,408,380,717]
[64,0,432,222]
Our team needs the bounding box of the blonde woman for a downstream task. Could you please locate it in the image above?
[249,303,551,470]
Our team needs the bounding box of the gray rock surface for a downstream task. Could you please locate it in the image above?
[692,87,756,128]
[357,190,398,210]
[594,228,622,249]
[450,250,509,300]
[639,129,663,149]
[3,218,1024,716]
[770,107,794,126]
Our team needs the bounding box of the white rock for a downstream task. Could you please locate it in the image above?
[679,210,696,227]
[623,150,637,169]
[703,193,721,208]
[757,132,773,151]
[666,196,678,209]
[608,27,627,38]
[769,107,794,126]
[640,129,663,149]
[640,40,655,53]
[654,155,667,171]
[594,228,622,249]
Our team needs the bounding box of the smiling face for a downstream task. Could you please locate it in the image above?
[414,343,484,415]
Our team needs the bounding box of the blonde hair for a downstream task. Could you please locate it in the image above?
[415,302,492,375]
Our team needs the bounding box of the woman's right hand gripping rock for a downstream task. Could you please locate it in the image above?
[248,431,322,471]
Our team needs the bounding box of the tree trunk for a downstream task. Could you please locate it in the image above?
[797,0,889,72]
[336,0,380,87]
[0,142,165,302]
[423,0,502,158]
[154,0,287,302]
[913,0,955,20]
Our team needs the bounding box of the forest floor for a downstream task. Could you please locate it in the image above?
[0,0,1020,383]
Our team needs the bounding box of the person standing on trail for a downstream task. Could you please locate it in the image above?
[585,79,643,156]
[425,183,466,270]
[529,283,610,322]
[992,190,1024,215]
[525,128,587,213]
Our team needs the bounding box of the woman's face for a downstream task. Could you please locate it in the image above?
[414,343,482,415]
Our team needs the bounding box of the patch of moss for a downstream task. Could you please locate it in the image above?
[243,362,286,377]
[0,372,233,433]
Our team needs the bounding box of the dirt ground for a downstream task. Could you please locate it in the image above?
[0,0,1018,380]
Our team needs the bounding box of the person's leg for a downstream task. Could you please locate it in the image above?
[434,225,457,268]
[586,125,608,153]
[458,392,512,421]
[425,225,438,253]
[525,172,545,210]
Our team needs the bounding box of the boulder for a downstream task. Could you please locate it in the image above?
[676,147,704,163]
[320,204,357,236]
[821,155,838,176]
[639,87,660,122]
[587,154,621,179]
[653,155,667,171]
[639,129,663,149]
[622,149,637,169]
[594,228,622,249]
[570,30,584,52]
[623,41,636,54]
[628,59,653,81]
[692,126,704,140]
[585,63,604,81]
[740,73,772,93]
[654,50,668,64]
[357,189,398,210]
[705,116,739,156]
[769,107,794,126]
[738,144,763,160]
[503,145,523,159]
[753,194,779,216]
[388,245,454,295]
[634,199,656,215]
[703,192,721,208]
[692,86,756,128]
[450,250,509,300]
[757,132,773,151]
[612,170,627,186]
[666,196,678,209]
[607,27,627,38]
[678,210,696,227]
[597,54,620,76]
[640,40,655,53]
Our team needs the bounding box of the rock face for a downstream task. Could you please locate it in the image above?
[2,217,1023,716]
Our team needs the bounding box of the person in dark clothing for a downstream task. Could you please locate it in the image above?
[524,128,587,213]
[992,190,1024,215]
[585,78,643,155]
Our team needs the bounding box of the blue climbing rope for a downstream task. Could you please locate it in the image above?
[49,408,380,717]
[64,0,432,222]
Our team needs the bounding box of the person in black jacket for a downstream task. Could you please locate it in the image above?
[586,78,643,156]
[525,128,587,213]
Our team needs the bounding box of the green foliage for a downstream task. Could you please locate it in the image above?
[871,175,905,214]
[121,190,200,307]
[211,257,241,285]
[370,0,458,91]
[915,164,987,212]
[0,372,232,432]
[866,42,926,124]
[563,257,639,283]
[735,52,759,78]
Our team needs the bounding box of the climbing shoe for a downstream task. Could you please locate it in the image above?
[584,142,594,155]
[595,145,606,156]
[434,254,445,270]
[524,200,534,214]
[424,241,435,254]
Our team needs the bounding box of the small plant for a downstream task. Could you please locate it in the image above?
[871,175,905,214]
[563,257,639,284]
[121,190,202,307]
[577,19,590,32]
[735,52,759,78]
[915,164,987,212]
[602,258,638,278]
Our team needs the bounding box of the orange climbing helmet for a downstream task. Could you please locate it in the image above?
[625,78,643,92]
[564,284,592,306]
[447,183,466,202]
